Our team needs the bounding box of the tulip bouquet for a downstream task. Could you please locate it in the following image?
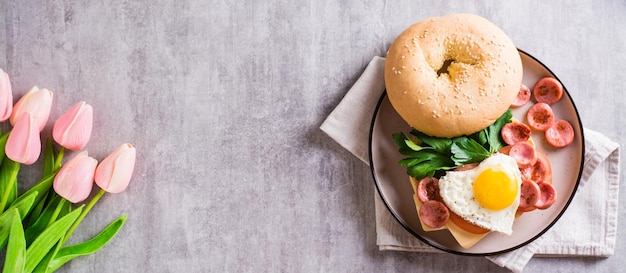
[0,69,136,272]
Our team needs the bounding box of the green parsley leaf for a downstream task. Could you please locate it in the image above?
[485,109,513,153]
[450,137,491,165]
[404,138,423,152]
[412,130,452,153]
[391,110,513,180]
[472,130,488,146]
[406,153,455,178]
[393,133,424,157]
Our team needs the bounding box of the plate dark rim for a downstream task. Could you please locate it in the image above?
[368,49,586,256]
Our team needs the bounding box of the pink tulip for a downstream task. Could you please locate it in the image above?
[53,151,98,203]
[0,69,13,121]
[95,143,136,193]
[5,113,41,165]
[52,101,93,151]
[10,86,53,132]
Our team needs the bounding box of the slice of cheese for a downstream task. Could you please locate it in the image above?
[409,176,489,249]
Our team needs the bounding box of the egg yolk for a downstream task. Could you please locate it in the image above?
[473,169,518,210]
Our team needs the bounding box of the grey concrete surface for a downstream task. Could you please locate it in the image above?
[1,1,624,272]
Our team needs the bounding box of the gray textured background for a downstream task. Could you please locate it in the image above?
[1,1,624,272]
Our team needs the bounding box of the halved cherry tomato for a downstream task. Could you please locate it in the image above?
[499,145,512,155]
[453,163,479,171]
[448,211,490,234]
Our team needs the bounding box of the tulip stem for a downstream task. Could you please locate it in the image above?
[54,147,66,171]
[62,189,106,245]
[47,197,66,228]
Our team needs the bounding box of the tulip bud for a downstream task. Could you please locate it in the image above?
[0,69,13,121]
[10,86,53,132]
[5,113,41,165]
[52,101,93,151]
[53,151,98,203]
[95,143,136,193]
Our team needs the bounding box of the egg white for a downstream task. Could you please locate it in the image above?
[438,153,522,235]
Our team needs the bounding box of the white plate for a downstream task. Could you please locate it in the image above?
[369,50,585,255]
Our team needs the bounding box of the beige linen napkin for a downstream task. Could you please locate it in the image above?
[320,56,620,272]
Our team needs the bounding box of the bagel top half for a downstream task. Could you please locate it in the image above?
[384,14,523,138]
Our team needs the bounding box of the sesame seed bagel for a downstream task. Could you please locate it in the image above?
[384,14,523,138]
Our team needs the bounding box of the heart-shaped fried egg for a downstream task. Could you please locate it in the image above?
[438,153,522,235]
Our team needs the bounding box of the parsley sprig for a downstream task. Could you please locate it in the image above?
[392,110,513,179]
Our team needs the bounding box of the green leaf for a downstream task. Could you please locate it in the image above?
[24,206,83,273]
[406,153,455,178]
[0,208,20,251]
[398,157,423,167]
[62,190,106,247]
[0,132,9,166]
[393,131,454,179]
[4,208,26,273]
[472,130,488,146]
[486,109,513,153]
[451,137,491,165]
[42,138,58,177]
[393,132,424,151]
[14,172,57,227]
[15,173,56,205]
[393,133,427,157]
[32,245,59,273]
[5,191,38,221]
[392,132,408,147]
[412,130,453,153]
[0,159,20,212]
[26,191,49,229]
[24,195,71,246]
[404,138,423,152]
[47,215,128,272]
[392,110,514,180]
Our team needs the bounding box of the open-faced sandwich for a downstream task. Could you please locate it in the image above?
[385,14,574,248]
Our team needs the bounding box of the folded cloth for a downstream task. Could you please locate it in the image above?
[320,56,620,272]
